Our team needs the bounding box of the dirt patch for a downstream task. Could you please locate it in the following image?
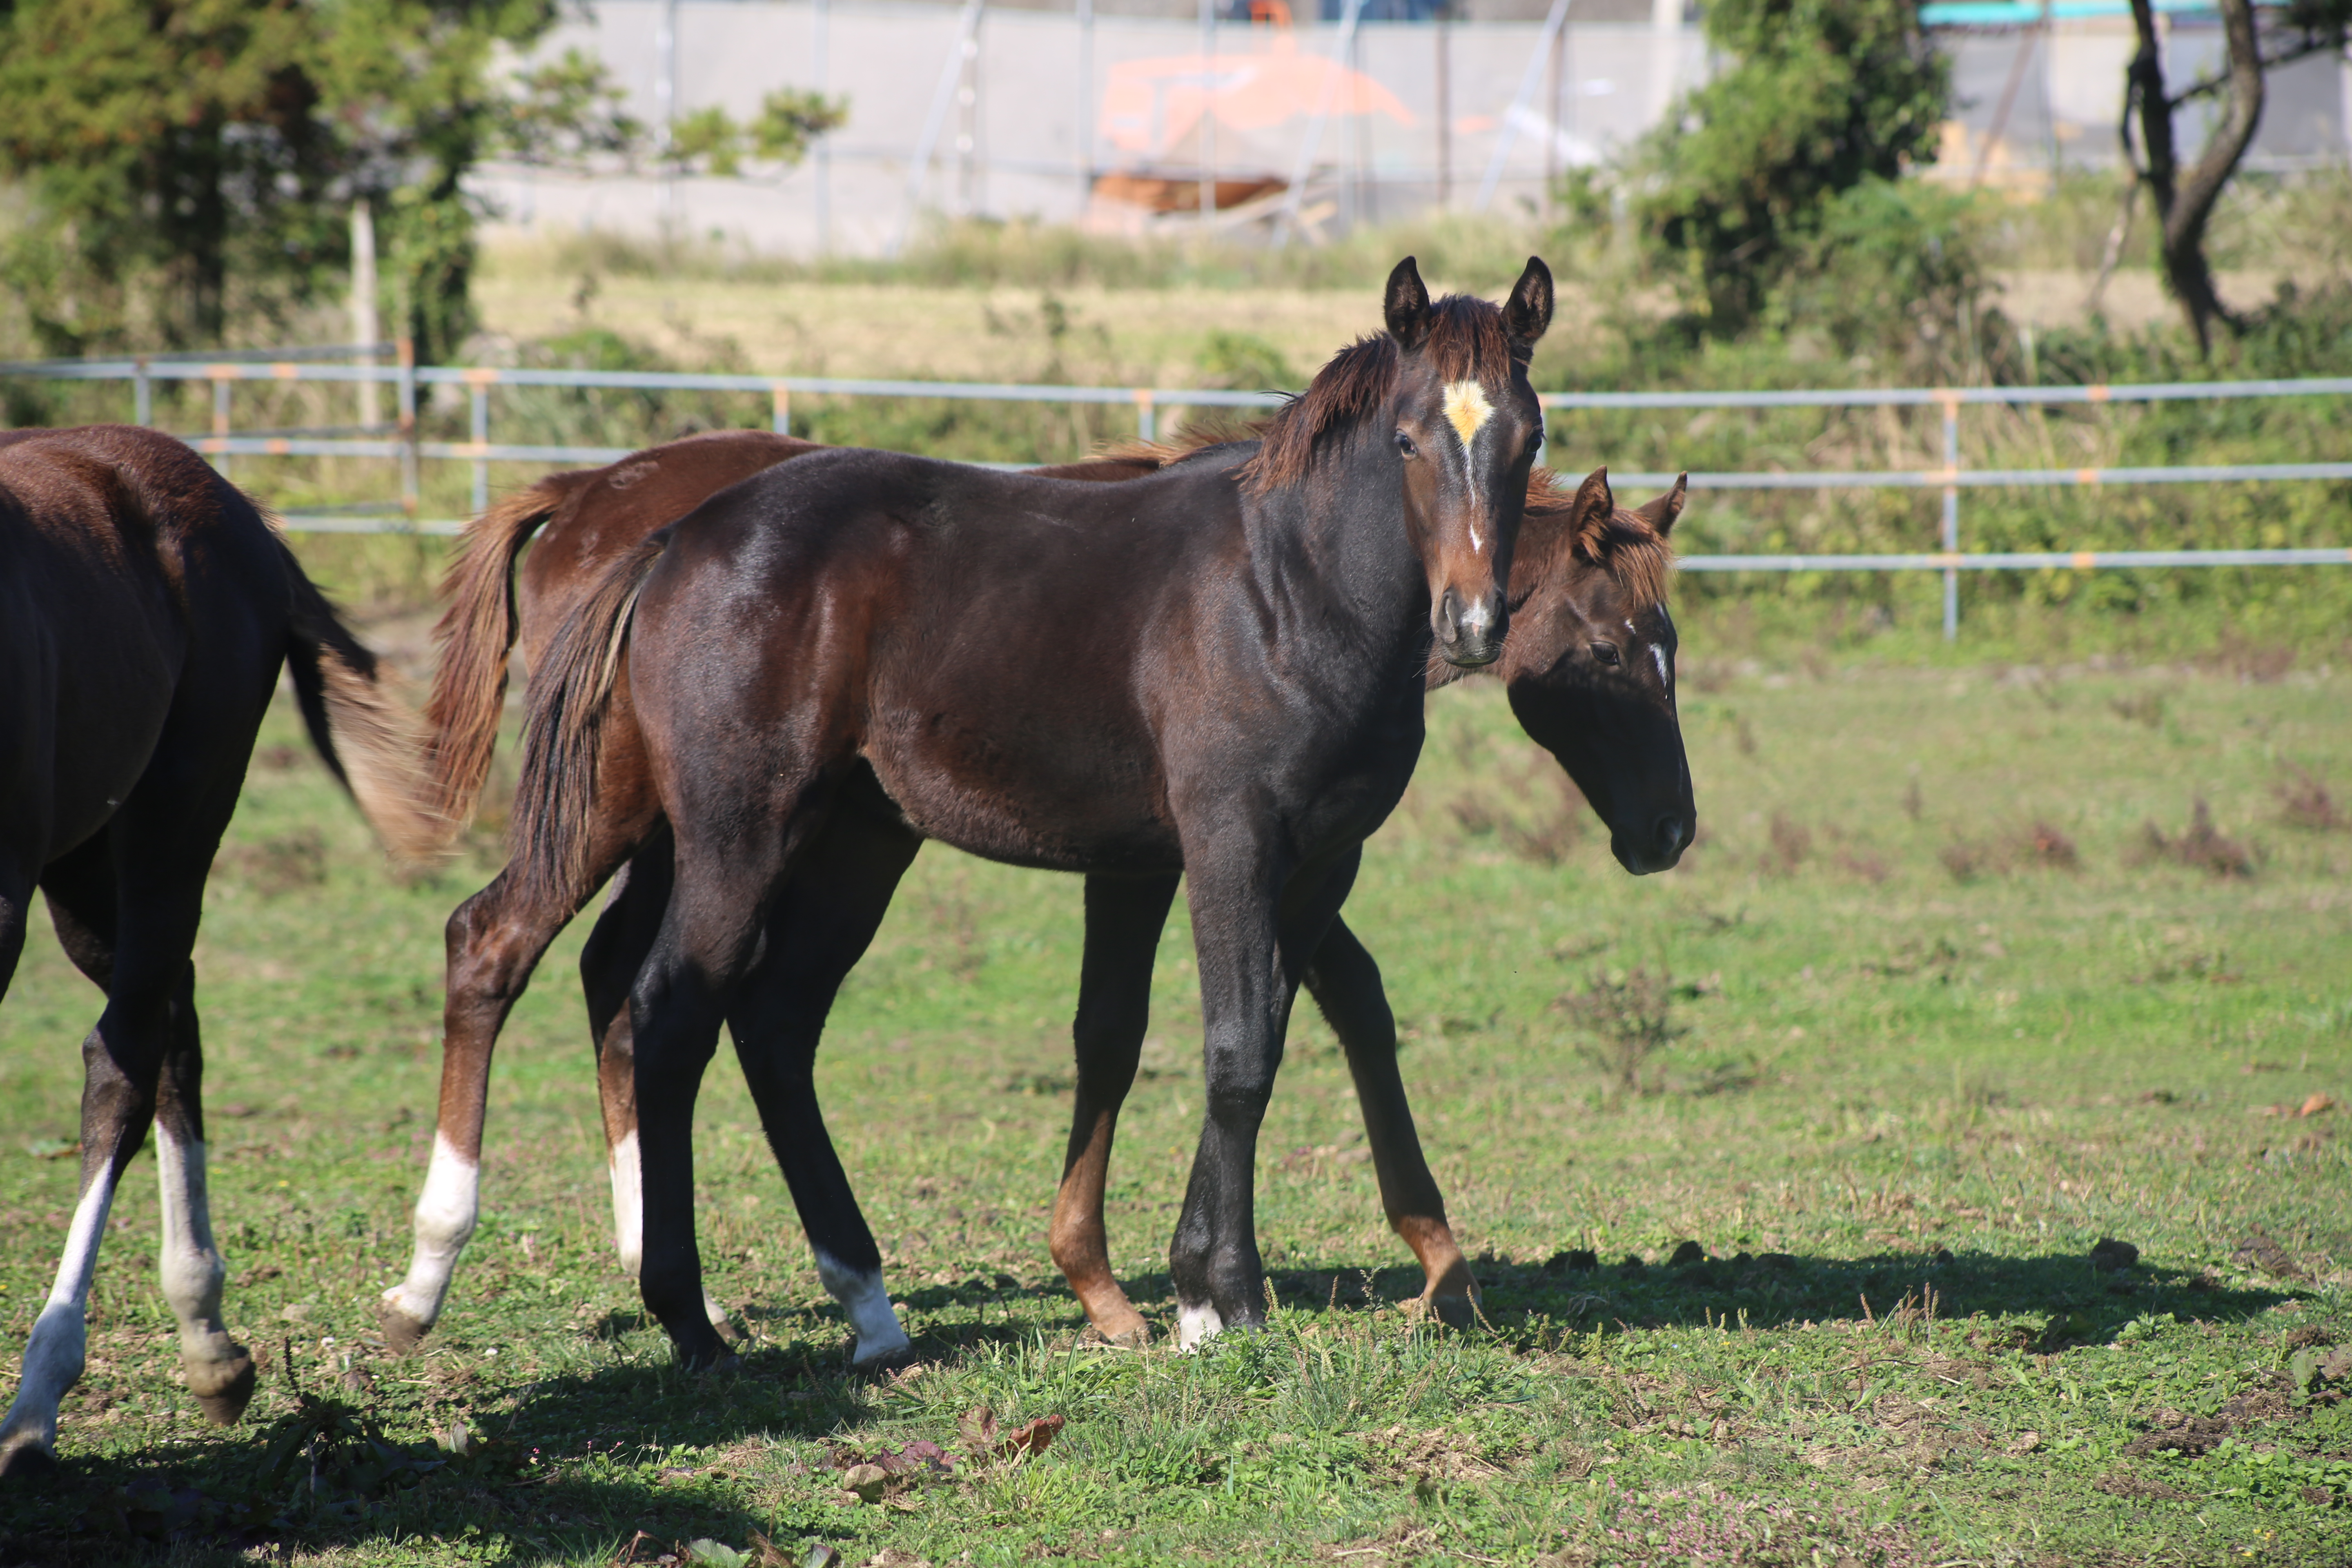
[2094,1472,2193,1501]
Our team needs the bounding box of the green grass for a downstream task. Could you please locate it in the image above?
[1,655,2348,1566]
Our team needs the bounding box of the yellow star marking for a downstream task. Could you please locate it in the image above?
[1441,381,1494,448]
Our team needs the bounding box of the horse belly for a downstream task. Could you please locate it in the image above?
[865,716,1176,874]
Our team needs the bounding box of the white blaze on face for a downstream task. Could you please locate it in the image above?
[1651,644,1670,686]
[1440,381,1496,551]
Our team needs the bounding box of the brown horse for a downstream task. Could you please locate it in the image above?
[495,258,1598,1365]
[383,288,1690,1363]
[0,425,442,1474]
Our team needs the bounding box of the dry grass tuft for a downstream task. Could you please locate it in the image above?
[1557,967,1687,1097]
[2142,799,2255,877]
[2274,765,2343,831]
[1762,813,1812,877]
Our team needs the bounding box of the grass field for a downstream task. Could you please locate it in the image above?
[0,640,2348,1566]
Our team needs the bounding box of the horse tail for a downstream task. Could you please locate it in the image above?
[509,533,666,911]
[278,539,451,866]
[423,478,573,826]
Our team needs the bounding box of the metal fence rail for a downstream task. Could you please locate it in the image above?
[6,347,2347,639]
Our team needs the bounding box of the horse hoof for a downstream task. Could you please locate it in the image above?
[852,1341,923,1377]
[1421,1292,1479,1330]
[377,1304,432,1357]
[0,1437,58,1480]
[187,1349,257,1425]
[1080,1323,1151,1351]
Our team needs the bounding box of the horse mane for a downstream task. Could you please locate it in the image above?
[1515,466,1676,612]
[1235,295,1519,498]
[1081,425,1672,612]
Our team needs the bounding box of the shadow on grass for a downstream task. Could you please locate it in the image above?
[1396,1245,2294,1342]
[0,1251,2296,1564]
[0,1343,914,1568]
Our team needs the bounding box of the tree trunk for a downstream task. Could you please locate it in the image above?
[2127,0,2266,355]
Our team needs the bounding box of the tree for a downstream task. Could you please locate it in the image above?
[0,0,555,358]
[1620,0,1949,333]
[2112,0,2350,354]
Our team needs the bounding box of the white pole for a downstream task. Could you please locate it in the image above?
[351,199,380,431]
[1476,0,1573,212]
[1199,0,1218,226]
[657,0,680,230]
[815,0,832,252]
[1274,0,1369,249]
[1078,0,1096,214]
[893,0,988,257]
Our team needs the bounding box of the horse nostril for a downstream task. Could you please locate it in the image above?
[1655,815,1685,853]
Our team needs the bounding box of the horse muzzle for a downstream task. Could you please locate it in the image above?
[1610,810,1690,875]
[1435,586,1505,669]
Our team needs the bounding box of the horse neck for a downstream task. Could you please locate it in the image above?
[1248,421,1430,659]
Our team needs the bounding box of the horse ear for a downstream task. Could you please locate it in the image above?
[1635,473,1688,539]
[1504,256,1554,348]
[1572,466,1615,559]
[1384,256,1432,351]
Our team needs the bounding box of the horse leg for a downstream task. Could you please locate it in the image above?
[633,802,819,1368]
[722,806,922,1367]
[1167,848,1351,1348]
[578,830,736,1339]
[0,807,222,1472]
[42,837,259,1417]
[1303,915,1477,1327]
[1049,873,1179,1348]
[380,811,643,1352]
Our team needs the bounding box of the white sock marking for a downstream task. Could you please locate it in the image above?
[380,1131,479,1329]
[0,1168,118,1459]
[155,1127,238,1374]
[1176,1301,1225,1351]
[815,1249,909,1365]
[609,1128,643,1278]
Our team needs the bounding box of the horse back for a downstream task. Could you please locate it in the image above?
[514,430,820,666]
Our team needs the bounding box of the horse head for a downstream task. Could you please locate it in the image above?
[1500,467,1694,874]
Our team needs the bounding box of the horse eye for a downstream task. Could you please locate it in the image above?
[1591,642,1621,667]
[1394,430,1418,459]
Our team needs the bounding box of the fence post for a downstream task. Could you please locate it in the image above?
[1940,392,1961,642]
[212,374,233,481]
[469,379,490,516]
[134,357,152,427]
[1134,388,1156,444]
[397,336,419,527]
[772,383,792,437]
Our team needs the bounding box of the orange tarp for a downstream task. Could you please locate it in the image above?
[1100,35,1414,162]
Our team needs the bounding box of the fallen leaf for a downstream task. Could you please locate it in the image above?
[2011,1431,2041,1454]
[995,1414,1066,1461]
[2300,1092,2336,1117]
[957,1406,998,1454]
[682,1542,751,1568]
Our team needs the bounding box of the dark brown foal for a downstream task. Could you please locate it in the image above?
[0,426,441,1474]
